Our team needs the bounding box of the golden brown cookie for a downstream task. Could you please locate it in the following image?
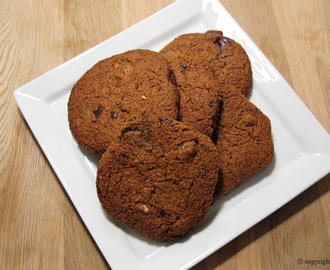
[68,49,179,155]
[213,84,274,200]
[160,30,252,96]
[96,119,219,242]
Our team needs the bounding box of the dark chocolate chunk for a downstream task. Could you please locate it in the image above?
[93,106,103,119]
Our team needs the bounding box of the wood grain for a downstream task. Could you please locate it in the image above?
[1,0,329,269]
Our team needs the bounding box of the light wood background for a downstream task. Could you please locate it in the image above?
[1,0,330,269]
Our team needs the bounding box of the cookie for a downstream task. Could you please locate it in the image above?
[68,49,180,155]
[213,84,274,200]
[160,50,221,137]
[96,119,219,242]
[160,30,252,96]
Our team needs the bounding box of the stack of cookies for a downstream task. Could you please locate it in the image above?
[68,30,274,243]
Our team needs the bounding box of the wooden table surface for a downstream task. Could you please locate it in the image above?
[1,0,330,269]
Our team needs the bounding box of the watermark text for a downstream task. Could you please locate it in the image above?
[297,258,330,266]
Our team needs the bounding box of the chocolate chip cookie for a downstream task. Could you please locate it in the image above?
[213,83,274,200]
[96,119,219,242]
[160,30,252,96]
[68,49,180,155]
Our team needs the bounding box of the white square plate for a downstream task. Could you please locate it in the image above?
[14,0,330,269]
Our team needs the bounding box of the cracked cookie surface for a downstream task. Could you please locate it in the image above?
[213,84,274,200]
[96,119,219,242]
[68,49,179,155]
[160,30,252,97]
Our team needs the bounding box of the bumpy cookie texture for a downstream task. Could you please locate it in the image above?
[213,84,274,200]
[160,50,221,137]
[160,30,252,96]
[96,119,220,242]
[68,49,179,155]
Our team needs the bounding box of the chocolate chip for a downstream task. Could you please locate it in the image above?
[214,36,231,47]
[93,106,103,119]
[111,111,118,119]
[180,65,188,74]
[190,138,199,144]
[167,69,177,86]
[120,152,130,158]
[213,36,231,57]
